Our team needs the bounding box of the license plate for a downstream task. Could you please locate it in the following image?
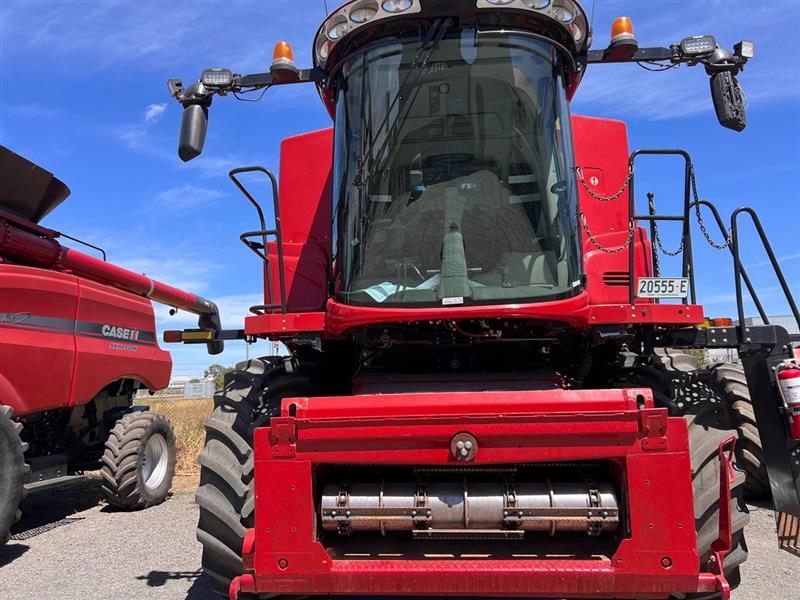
[637,277,689,298]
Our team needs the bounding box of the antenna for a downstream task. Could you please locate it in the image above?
[590,0,596,31]
[323,0,329,15]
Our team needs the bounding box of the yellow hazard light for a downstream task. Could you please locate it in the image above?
[273,41,295,65]
[711,317,734,327]
[603,15,639,61]
[610,16,635,42]
[271,41,299,81]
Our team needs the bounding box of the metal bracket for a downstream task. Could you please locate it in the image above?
[502,506,618,530]
[706,436,736,600]
[412,529,525,540]
[268,418,296,458]
[229,574,255,600]
[639,409,668,451]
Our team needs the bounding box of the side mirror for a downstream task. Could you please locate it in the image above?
[710,71,747,132]
[178,104,209,162]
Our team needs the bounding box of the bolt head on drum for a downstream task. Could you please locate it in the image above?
[451,432,478,461]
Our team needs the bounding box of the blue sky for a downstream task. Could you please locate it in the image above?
[1,0,798,378]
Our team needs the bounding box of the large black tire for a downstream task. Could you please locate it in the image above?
[706,363,769,498]
[677,408,750,599]
[101,411,176,509]
[648,352,749,599]
[647,352,767,498]
[0,406,27,545]
[196,357,312,597]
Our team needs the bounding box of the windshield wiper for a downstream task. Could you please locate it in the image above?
[358,17,453,188]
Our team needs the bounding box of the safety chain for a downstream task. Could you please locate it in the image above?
[647,191,683,276]
[577,162,732,257]
[576,165,634,202]
[691,165,733,250]
[580,213,635,254]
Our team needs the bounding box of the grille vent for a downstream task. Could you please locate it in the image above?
[602,271,630,287]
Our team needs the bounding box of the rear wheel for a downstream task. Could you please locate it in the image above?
[676,408,749,599]
[196,357,312,597]
[0,406,27,545]
[640,352,767,498]
[646,352,750,599]
[101,411,176,509]
[706,363,768,497]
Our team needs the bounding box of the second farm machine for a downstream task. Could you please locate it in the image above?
[165,1,800,598]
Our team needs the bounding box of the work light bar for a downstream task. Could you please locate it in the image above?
[680,35,716,57]
[314,0,590,70]
[201,68,234,89]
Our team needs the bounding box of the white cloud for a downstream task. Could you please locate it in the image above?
[154,184,225,212]
[144,103,167,123]
[116,103,169,152]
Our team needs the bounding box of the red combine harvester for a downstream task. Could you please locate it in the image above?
[0,146,223,544]
[166,1,800,598]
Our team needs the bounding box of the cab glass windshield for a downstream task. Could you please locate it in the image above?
[332,30,582,307]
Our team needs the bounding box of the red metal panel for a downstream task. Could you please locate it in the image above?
[571,115,655,307]
[323,295,704,335]
[71,277,171,405]
[285,388,646,419]
[243,297,705,337]
[267,241,328,312]
[0,265,76,414]
[572,116,631,237]
[267,128,333,312]
[325,292,593,333]
[587,302,704,325]
[244,312,326,337]
[240,389,711,598]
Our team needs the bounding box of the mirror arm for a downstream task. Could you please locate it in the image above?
[237,67,326,89]
[586,46,749,71]
[703,60,746,76]
[586,46,675,64]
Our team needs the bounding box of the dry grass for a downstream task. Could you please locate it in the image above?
[136,397,213,481]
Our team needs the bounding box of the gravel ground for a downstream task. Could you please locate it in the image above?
[0,480,795,600]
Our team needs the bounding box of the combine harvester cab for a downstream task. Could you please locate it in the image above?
[165,1,800,598]
[0,146,223,544]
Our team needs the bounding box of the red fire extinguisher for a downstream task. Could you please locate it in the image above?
[778,364,800,439]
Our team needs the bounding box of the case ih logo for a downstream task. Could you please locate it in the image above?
[0,312,31,324]
[101,325,141,341]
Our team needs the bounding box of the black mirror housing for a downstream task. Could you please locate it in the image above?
[178,104,209,162]
[710,71,747,132]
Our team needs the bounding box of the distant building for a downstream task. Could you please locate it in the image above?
[709,315,800,364]
[743,315,799,335]
[137,377,216,400]
[184,379,216,399]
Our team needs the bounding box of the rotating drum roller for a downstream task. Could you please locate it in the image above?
[321,479,619,536]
